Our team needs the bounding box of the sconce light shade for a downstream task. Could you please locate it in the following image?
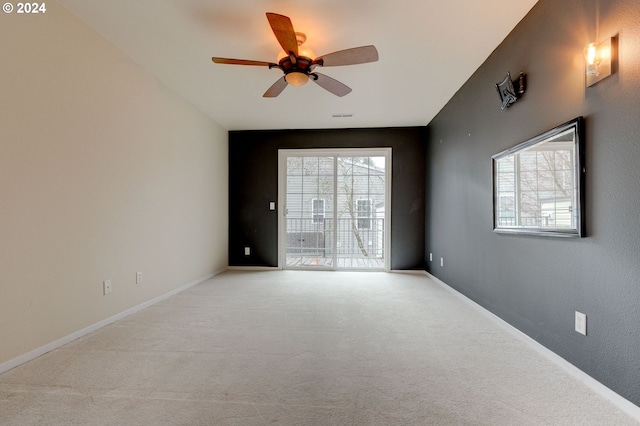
[584,42,598,76]
[584,37,616,87]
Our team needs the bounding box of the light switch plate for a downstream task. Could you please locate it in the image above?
[103,279,112,295]
[575,311,587,335]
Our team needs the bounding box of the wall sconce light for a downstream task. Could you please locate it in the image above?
[584,36,616,87]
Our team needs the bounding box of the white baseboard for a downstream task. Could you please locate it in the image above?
[227,266,280,271]
[423,271,640,421]
[390,269,428,275]
[0,268,226,375]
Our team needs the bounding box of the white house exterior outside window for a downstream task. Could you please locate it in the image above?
[312,198,325,223]
[356,199,372,229]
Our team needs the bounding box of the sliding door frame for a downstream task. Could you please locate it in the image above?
[277,148,392,271]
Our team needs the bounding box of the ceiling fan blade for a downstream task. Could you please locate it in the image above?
[263,77,288,97]
[212,57,276,67]
[316,45,379,67]
[266,13,298,56]
[311,73,352,97]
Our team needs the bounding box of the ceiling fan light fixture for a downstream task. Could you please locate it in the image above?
[211,13,378,97]
[285,71,309,86]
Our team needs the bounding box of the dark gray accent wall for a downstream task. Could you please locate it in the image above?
[425,0,640,406]
[229,127,425,270]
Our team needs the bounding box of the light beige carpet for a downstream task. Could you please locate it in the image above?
[0,270,637,425]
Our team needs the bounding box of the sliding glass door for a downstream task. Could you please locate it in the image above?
[278,149,391,271]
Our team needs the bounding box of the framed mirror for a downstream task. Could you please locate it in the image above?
[492,117,585,237]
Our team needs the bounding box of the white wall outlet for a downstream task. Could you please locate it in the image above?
[429,253,433,262]
[244,247,251,256]
[103,279,112,295]
[440,257,444,267]
[136,271,142,284]
[269,202,276,210]
[575,311,587,335]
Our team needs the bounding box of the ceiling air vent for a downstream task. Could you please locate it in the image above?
[332,113,353,118]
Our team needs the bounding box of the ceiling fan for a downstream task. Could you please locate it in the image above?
[211,12,379,98]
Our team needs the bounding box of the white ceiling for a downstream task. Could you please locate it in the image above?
[56,0,538,131]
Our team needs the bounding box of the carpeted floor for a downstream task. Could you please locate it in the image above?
[0,270,637,425]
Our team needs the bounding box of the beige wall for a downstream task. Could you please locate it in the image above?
[0,4,228,365]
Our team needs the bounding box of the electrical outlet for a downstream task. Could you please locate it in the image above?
[429,253,433,262]
[575,311,587,335]
[244,247,251,256]
[440,257,444,267]
[136,271,142,284]
[103,279,112,295]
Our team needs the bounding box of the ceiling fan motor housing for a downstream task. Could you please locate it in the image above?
[277,54,317,86]
[278,55,313,73]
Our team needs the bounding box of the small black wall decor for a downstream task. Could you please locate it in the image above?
[495,71,526,110]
